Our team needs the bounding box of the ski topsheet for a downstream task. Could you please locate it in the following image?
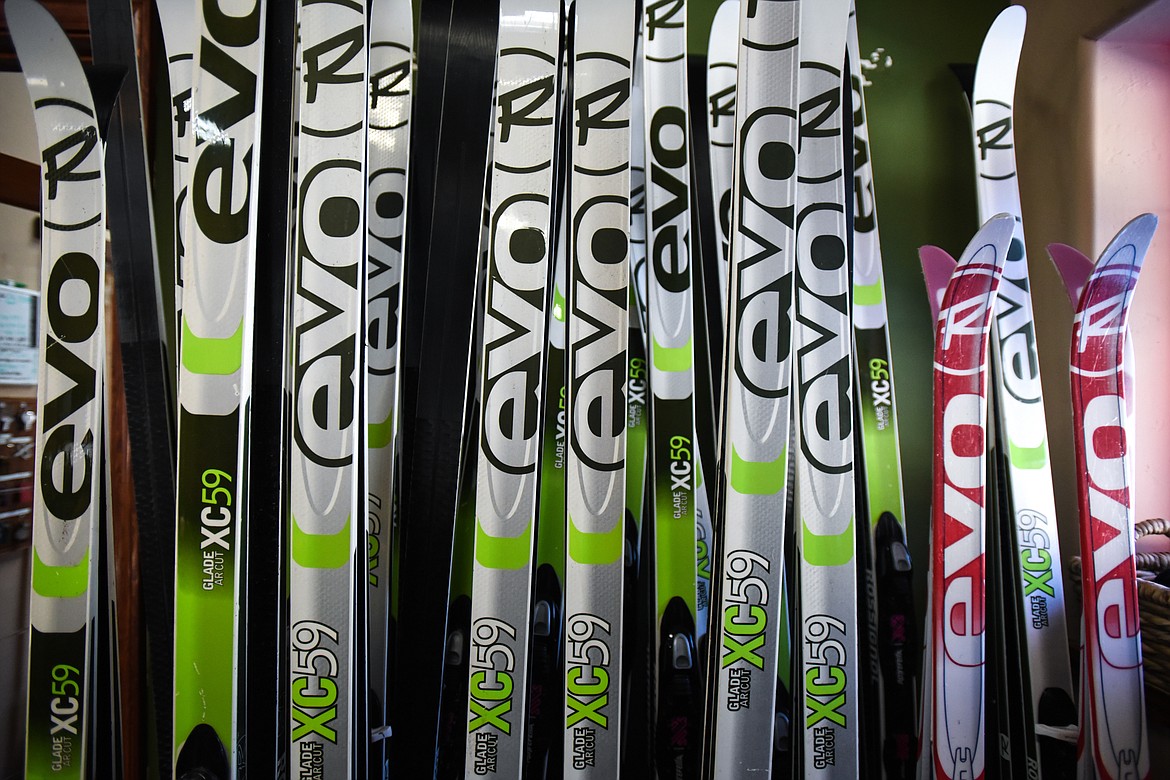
[1069,214,1155,780]
[366,0,413,758]
[288,0,367,775]
[9,2,106,776]
[170,1,267,776]
[464,4,561,775]
[928,214,1013,780]
[707,0,799,776]
[970,5,1077,765]
[563,1,634,774]
[641,2,708,776]
[845,3,918,774]
[792,2,859,775]
[705,0,739,323]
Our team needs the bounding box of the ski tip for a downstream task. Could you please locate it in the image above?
[918,245,957,323]
[975,5,1026,97]
[1047,243,1094,309]
[994,4,1028,33]
[4,0,51,38]
[1092,212,1158,277]
[984,5,1027,51]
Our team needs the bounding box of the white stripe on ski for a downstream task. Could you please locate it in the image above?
[709,1,799,775]
[288,1,367,775]
[9,2,106,775]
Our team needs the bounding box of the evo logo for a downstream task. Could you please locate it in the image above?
[293,7,366,478]
[796,67,852,486]
[33,93,103,565]
[733,103,795,399]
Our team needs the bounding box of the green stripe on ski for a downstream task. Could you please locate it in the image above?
[854,281,884,307]
[174,571,234,755]
[31,548,90,598]
[567,515,622,565]
[475,520,533,570]
[368,414,394,449]
[651,336,693,372]
[859,402,904,528]
[291,515,353,569]
[730,446,787,495]
[1009,439,1047,470]
[655,481,697,617]
[801,517,855,567]
[181,319,244,375]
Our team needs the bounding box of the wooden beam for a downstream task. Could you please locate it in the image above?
[0,152,38,213]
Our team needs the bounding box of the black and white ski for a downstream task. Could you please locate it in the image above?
[793,2,859,774]
[563,1,634,774]
[707,0,800,776]
[9,2,107,776]
[365,1,413,769]
[463,4,561,776]
[969,7,1077,773]
[641,2,711,775]
[287,1,367,775]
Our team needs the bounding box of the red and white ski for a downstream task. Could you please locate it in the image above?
[1067,213,1155,780]
[926,214,1014,780]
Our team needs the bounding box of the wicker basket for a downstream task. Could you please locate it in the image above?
[1070,517,1170,696]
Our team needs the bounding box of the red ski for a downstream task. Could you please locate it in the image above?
[925,214,1014,780]
[1067,214,1156,780]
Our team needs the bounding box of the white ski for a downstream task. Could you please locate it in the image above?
[287,0,367,775]
[563,0,635,774]
[365,0,413,764]
[9,2,106,776]
[464,3,561,776]
[708,0,800,775]
[970,9,1077,767]
[793,1,858,775]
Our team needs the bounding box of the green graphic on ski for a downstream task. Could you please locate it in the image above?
[169,1,267,776]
